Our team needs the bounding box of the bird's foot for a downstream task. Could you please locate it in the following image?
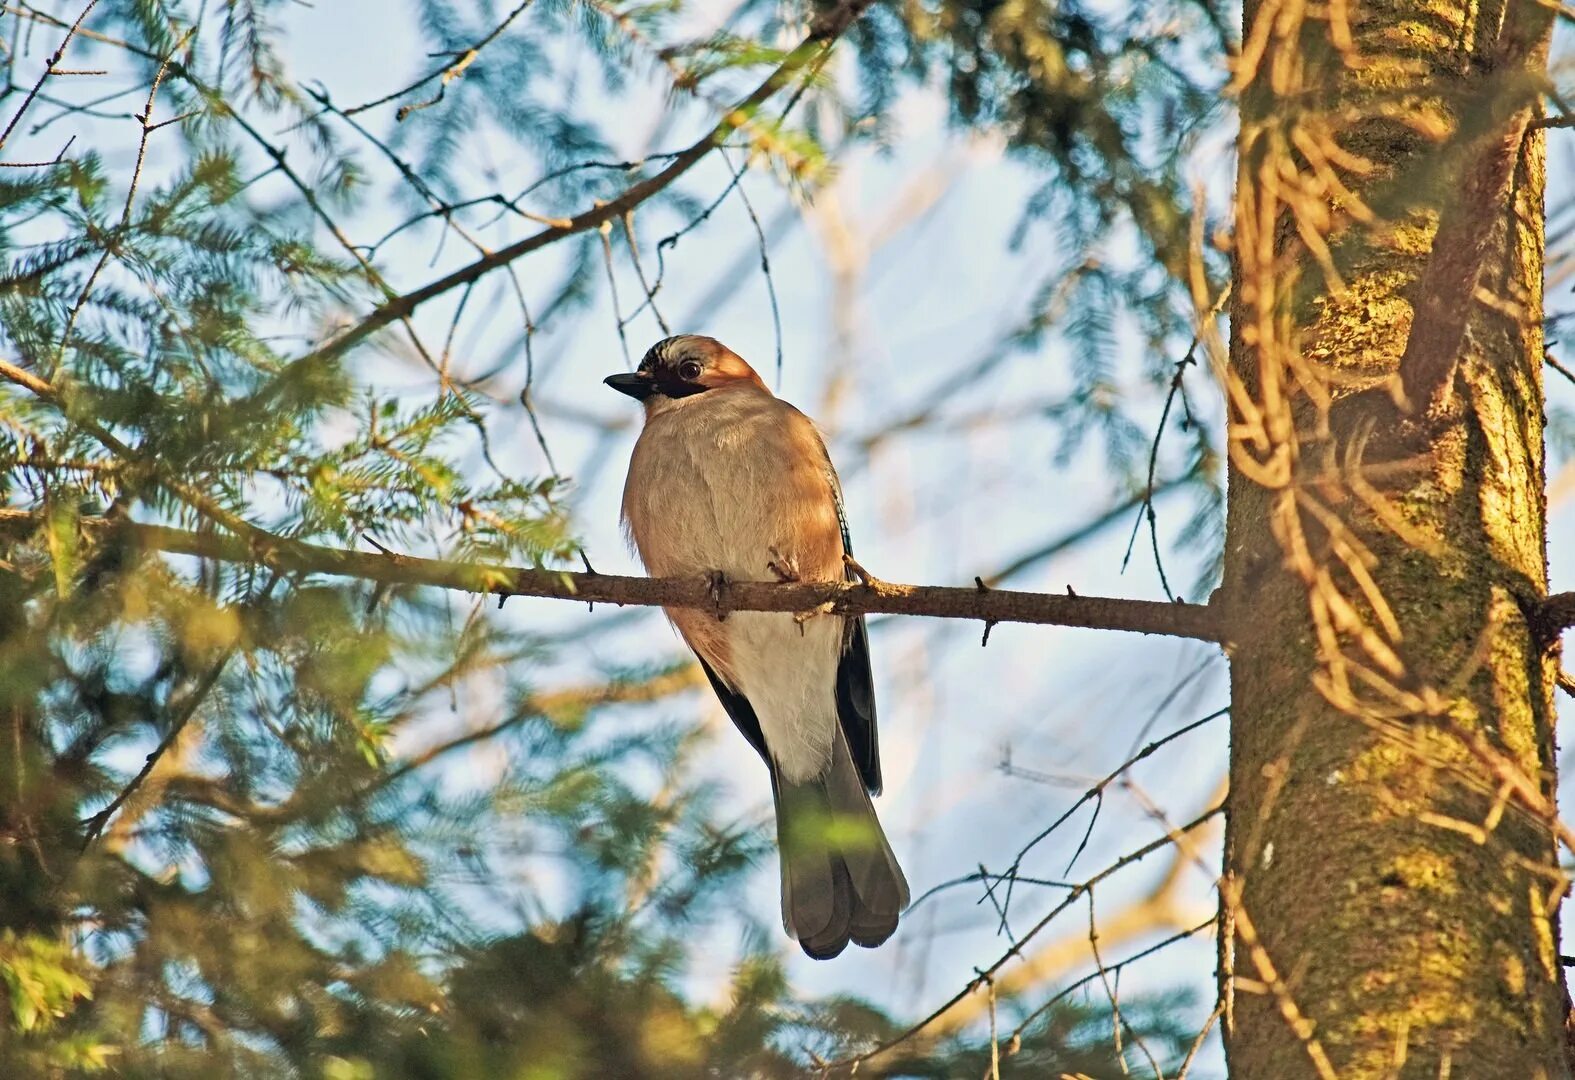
[766,546,800,583]
[707,569,730,621]
[793,601,836,635]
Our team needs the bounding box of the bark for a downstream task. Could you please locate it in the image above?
[1222,2,1564,1077]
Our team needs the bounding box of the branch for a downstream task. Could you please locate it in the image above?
[376,664,705,794]
[915,836,1215,1047]
[982,483,1182,588]
[1536,591,1575,643]
[0,511,1227,643]
[81,646,234,848]
[285,0,874,374]
[827,804,1225,1075]
[342,0,539,118]
[1396,3,1556,415]
[0,0,100,153]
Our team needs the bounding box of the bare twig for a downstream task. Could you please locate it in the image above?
[621,209,670,336]
[80,654,230,847]
[0,131,72,166]
[1018,922,1216,1056]
[343,0,539,118]
[80,574,280,847]
[55,27,192,372]
[1177,1001,1226,1078]
[0,0,98,153]
[982,483,1184,588]
[720,147,784,384]
[997,706,1228,926]
[1547,349,1575,388]
[1123,283,1230,600]
[829,805,1223,1073]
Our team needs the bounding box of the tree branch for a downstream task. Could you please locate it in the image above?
[342,0,539,118]
[0,0,101,153]
[828,804,1225,1074]
[1536,591,1575,643]
[1396,3,1555,415]
[0,510,1227,643]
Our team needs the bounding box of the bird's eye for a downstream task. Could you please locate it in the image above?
[678,359,703,380]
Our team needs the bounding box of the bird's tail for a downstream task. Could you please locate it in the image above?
[773,728,909,960]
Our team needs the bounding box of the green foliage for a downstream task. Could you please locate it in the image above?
[0,932,94,1033]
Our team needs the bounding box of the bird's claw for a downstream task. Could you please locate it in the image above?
[707,569,730,621]
[793,601,836,634]
[767,545,800,583]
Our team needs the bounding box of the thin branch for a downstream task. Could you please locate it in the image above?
[81,572,279,846]
[983,485,1183,588]
[720,147,784,384]
[1546,348,1575,388]
[1177,1001,1226,1079]
[621,209,669,336]
[601,222,634,368]
[0,510,1228,642]
[286,0,875,374]
[996,706,1228,930]
[0,0,98,153]
[342,0,539,117]
[1123,283,1230,600]
[829,806,1224,1074]
[56,27,192,372]
[80,653,230,848]
[0,130,71,166]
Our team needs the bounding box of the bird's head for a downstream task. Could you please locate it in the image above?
[604,335,764,410]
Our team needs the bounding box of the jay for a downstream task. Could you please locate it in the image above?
[606,335,908,959]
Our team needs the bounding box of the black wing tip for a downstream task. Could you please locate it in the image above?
[798,929,853,960]
[797,914,898,959]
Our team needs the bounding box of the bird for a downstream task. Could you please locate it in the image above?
[606,334,908,959]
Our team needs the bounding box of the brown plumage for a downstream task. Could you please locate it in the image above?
[607,335,908,959]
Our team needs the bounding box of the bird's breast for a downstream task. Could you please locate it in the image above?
[622,393,844,584]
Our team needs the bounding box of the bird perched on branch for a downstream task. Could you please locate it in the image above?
[606,335,908,959]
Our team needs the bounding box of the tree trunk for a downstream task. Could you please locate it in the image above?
[1221,2,1566,1077]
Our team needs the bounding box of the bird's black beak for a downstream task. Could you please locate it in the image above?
[604,372,655,401]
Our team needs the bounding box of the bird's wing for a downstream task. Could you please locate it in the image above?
[820,446,883,797]
[696,654,771,766]
[836,614,882,795]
